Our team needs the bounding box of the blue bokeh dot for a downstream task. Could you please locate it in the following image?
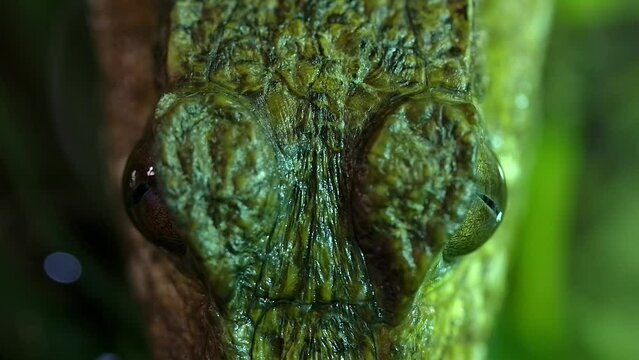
[96,353,120,360]
[43,252,82,284]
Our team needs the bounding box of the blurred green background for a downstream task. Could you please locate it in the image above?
[0,0,637,359]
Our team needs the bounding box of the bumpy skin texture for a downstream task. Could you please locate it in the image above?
[120,0,550,358]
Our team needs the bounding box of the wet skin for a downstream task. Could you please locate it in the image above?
[123,0,506,358]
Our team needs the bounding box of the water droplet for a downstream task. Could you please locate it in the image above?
[43,252,82,284]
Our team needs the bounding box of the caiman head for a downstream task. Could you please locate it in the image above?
[122,0,506,358]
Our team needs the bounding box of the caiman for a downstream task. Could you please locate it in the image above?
[95,0,552,358]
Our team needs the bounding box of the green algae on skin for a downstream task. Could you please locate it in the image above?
[122,0,552,358]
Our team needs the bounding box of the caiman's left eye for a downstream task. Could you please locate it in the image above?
[123,136,186,255]
[443,144,507,260]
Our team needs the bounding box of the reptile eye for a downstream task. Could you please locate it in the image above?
[443,144,507,260]
[123,137,186,255]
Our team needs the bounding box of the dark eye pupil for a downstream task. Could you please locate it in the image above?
[478,193,500,218]
[130,182,152,206]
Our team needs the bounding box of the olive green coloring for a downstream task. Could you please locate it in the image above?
[123,0,552,358]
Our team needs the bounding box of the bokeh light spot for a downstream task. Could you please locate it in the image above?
[96,353,120,360]
[43,252,82,284]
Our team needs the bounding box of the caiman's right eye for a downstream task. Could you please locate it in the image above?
[443,144,507,260]
[123,136,186,255]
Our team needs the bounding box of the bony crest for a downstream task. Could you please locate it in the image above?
[351,95,506,320]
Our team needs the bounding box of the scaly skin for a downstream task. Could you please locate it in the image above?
[123,0,552,358]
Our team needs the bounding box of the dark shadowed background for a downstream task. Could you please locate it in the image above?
[0,0,637,359]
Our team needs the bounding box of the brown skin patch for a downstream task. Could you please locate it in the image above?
[90,0,223,358]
